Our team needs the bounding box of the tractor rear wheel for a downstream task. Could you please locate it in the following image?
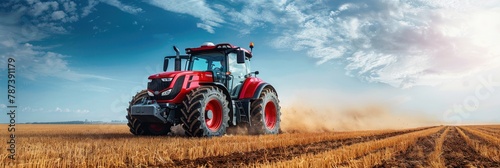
[181,86,230,137]
[249,88,281,134]
[126,90,171,135]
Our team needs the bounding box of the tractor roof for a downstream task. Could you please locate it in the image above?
[185,42,253,58]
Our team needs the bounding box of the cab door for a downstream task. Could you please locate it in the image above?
[227,53,249,98]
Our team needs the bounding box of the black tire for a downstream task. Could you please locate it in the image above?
[249,88,281,134]
[181,86,230,137]
[126,90,171,136]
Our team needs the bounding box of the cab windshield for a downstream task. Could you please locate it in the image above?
[189,52,225,71]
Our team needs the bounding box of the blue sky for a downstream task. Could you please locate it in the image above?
[0,0,499,124]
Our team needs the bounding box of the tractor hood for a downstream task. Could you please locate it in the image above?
[148,71,179,79]
[148,71,214,81]
[146,71,214,103]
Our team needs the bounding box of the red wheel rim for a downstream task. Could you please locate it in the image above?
[265,101,277,129]
[205,99,223,131]
[149,124,164,132]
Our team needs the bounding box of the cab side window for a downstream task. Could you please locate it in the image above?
[228,53,247,97]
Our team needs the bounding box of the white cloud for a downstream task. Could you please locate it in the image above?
[0,9,49,45]
[1,39,16,48]
[51,10,66,20]
[339,3,354,11]
[36,22,68,34]
[82,0,143,17]
[75,109,90,114]
[59,1,79,22]
[269,0,500,88]
[196,23,215,34]
[220,1,319,34]
[0,42,112,81]
[7,0,79,32]
[63,1,77,13]
[0,1,114,82]
[101,0,143,14]
[30,1,59,17]
[26,0,36,5]
[146,0,224,33]
[82,0,99,17]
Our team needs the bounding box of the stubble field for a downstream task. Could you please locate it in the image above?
[1,124,499,167]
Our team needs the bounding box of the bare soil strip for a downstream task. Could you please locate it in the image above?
[428,127,450,167]
[163,127,434,167]
[442,127,499,167]
[371,127,446,168]
[458,127,500,162]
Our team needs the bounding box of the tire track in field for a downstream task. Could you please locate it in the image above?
[372,126,446,168]
[165,127,435,168]
[442,127,499,167]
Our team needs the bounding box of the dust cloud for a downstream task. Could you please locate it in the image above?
[280,94,441,133]
[170,91,442,134]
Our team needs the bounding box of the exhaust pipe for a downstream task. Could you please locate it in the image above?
[173,46,181,71]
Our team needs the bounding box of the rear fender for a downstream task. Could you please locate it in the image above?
[252,84,278,99]
[239,77,278,99]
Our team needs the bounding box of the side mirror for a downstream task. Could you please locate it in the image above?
[237,50,245,64]
[163,58,169,71]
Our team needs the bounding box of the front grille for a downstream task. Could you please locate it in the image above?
[148,79,171,91]
[147,76,185,100]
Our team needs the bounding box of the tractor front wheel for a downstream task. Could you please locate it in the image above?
[249,88,281,134]
[126,90,171,136]
[181,86,230,137]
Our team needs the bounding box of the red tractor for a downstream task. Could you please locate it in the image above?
[126,42,281,137]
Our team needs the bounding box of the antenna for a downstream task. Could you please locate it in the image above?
[173,46,180,55]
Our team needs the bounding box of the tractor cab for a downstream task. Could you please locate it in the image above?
[164,42,254,98]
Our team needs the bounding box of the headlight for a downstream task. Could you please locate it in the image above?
[161,89,172,96]
[161,78,173,82]
[148,79,152,82]
[147,90,154,96]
